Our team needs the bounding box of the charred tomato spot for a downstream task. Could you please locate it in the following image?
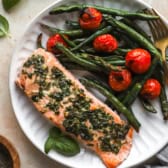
[127,60,135,67]
[109,69,132,92]
[114,74,124,82]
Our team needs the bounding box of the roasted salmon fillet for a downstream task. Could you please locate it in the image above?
[16,48,133,168]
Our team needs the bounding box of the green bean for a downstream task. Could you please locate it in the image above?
[60,35,96,53]
[102,55,125,61]
[114,29,139,48]
[65,20,80,29]
[77,53,123,71]
[139,97,157,113]
[71,26,113,51]
[59,34,76,48]
[62,62,86,70]
[106,60,125,66]
[117,76,142,101]
[58,56,73,63]
[113,48,131,56]
[83,48,96,54]
[36,33,45,49]
[80,77,141,132]
[160,87,168,120]
[78,53,125,65]
[80,53,124,61]
[73,38,86,44]
[58,55,101,72]
[119,33,139,48]
[120,18,152,42]
[41,24,85,37]
[56,43,104,72]
[157,70,168,120]
[77,46,128,56]
[104,15,161,59]
[90,56,123,71]
[60,53,124,69]
[122,83,142,106]
[96,21,107,30]
[122,57,159,106]
[59,55,109,72]
[50,4,159,20]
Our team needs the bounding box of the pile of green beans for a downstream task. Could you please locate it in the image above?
[38,3,168,132]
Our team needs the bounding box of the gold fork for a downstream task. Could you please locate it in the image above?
[144,8,168,84]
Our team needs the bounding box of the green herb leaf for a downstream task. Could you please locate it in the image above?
[49,127,62,138]
[2,0,20,11]
[0,15,9,37]
[44,137,55,154]
[44,127,80,156]
[53,136,80,156]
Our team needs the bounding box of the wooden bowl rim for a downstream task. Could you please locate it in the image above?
[0,135,20,168]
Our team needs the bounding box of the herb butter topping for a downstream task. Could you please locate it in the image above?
[22,54,130,153]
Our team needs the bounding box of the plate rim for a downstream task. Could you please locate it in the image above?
[9,0,168,168]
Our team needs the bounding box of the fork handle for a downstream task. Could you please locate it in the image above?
[161,47,167,62]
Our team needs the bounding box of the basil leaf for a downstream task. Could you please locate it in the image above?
[44,137,55,154]
[0,15,9,37]
[54,136,80,156]
[49,127,62,138]
[2,0,20,11]
[44,127,80,156]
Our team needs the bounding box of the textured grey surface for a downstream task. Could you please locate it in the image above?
[144,146,168,168]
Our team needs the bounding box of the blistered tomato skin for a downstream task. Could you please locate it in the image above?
[47,34,68,54]
[109,69,132,92]
[93,34,118,53]
[125,48,151,74]
[79,7,102,30]
[140,79,161,100]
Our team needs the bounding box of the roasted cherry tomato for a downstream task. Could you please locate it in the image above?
[47,34,68,54]
[140,79,161,99]
[79,7,102,30]
[125,48,151,74]
[93,34,118,53]
[109,69,132,92]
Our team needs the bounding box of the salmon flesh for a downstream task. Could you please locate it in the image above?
[16,48,133,168]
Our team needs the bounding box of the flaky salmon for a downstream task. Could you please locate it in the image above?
[16,48,133,168]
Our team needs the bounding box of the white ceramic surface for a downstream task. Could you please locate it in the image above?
[9,0,168,168]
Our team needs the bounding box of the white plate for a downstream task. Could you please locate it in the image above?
[9,0,168,168]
